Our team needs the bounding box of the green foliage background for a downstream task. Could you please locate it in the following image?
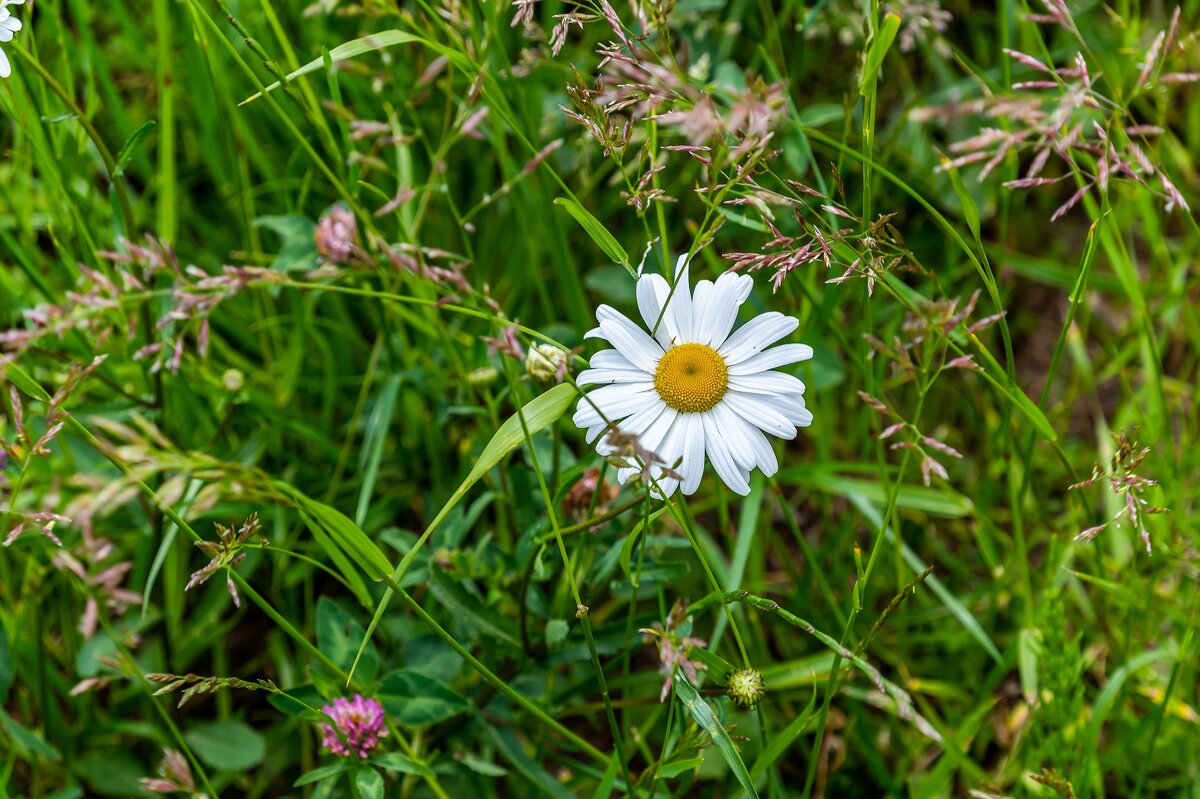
[1,0,1198,797]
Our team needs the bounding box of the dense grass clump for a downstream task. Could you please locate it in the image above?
[1,0,1198,797]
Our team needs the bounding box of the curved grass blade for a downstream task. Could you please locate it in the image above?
[349,383,576,681]
[241,30,471,104]
[674,676,760,799]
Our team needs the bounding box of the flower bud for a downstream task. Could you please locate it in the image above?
[726,668,765,710]
[525,342,568,382]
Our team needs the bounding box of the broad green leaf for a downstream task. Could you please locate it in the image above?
[673,677,759,799]
[860,13,900,96]
[544,619,570,650]
[316,597,379,680]
[689,647,738,683]
[374,752,435,778]
[254,215,318,274]
[294,763,352,787]
[554,197,630,267]
[355,766,384,799]
[185,721,266,771]
[378,670,467,726]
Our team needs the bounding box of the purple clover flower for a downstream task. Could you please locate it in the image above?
[320,695,388,759]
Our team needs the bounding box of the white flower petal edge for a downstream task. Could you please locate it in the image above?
[576,255,813,498]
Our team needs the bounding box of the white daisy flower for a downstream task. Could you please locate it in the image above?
[574,256,813,497]
[0,0,25,80]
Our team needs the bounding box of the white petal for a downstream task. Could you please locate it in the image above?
[710,402,758,470]
[702,272,754,347]
[702,413,751,495]
[728,343,814,375]
[636,273,675,350]
[769,393,814,427]
[0,47,8,78]
[589,349,637,371]
[661,259,692,346]
[689,279,715,343]
[572,383,655,428]
[729,371,806,395]
[596,316,663,372]
[725,391,798,440]
[720,313,800,364]
[680,414,706,495]
[599,399,669,451]
[577,367,653,386]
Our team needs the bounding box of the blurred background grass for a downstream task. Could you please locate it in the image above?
[1,0,1198,796]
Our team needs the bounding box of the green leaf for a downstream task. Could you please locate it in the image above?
[242,30,471,103]
[461,753,508,777]
[356,374,402,527]
[941,154,981,241]
[113,120,157,177]
[253,215,318,274]
[659,756,704,779]
[185,721,266,771]
[489,727,576,799]
[1017,627,1041,705]
[293,763,353,787]
[748,687,818,782]
[783,469,975,517]
[280,484,394,581]
[428,569,520,647]
[378,670,467,726]
[860,13,900,95]
[544,619,569,650]
[673,677,759,799]
[351,384,576,680]
[316,597,379,680]
[1,358,51,401]
[619,506,669,585]
[554,197,630,267]
[0,621,13,702]
[373,752,435,778]
[355,766,385,799]
[0,708,61,761]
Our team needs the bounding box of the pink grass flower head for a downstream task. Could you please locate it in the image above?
[320,695,388,758]
[314,205,359,265]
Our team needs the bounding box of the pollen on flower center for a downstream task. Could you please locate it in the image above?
[654,343,728,413]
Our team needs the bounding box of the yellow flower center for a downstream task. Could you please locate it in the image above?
[653,343,728,413]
